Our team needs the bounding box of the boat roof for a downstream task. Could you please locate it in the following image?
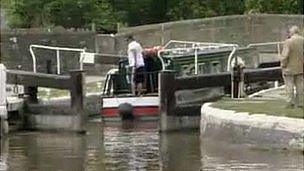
[159,40,284,59]
[160,40,239,59]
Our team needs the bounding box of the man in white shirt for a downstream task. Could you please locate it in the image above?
[127,36,145,95]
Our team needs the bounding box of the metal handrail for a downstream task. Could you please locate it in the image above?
[247,41,283,59]
[228,42,284,98]
[162,40,238,52]
[226,46,238,71]
[94,53,127,58]
[103,70,160,96]
[227,42,284,71]
[29,44,85,74]
[156,51,166,71]
[247,41,283,48]
[160,40,239,74]
[164,40,238,49]
[159,46,233,57]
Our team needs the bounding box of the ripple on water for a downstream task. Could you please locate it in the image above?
[1,122,303,171]
[103,126,161,171]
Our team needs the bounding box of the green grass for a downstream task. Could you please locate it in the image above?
[212,98,304,119]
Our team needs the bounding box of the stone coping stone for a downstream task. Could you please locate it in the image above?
[200,103,304,151]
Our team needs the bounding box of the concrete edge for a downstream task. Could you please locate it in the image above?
[40,92,102,102]
[200,103,304,151]
[31,114,85,132]
[159,115,200,132]
[248,85,284,98]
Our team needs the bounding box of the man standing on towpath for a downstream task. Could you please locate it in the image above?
[280,25,304,108]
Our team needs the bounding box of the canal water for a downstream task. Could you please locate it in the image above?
[1,120,303,171]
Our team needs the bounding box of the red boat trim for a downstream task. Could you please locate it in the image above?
[101,106,159,118]
[101,108,119,117]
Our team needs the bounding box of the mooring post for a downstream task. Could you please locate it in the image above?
[239,67,245,98]
[26,86,38,103]
[159,70,176,131]
[231,65,245,98]
[0,64,8,136]
[231,65,239,98]
[69,70,86,132]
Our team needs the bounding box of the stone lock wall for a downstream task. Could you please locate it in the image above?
[97,14,303,56]
[0,29,96,74]
[1,15,303,75]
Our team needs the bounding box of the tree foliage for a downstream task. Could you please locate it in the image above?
[2,0,119,31]
[245,0,303,14]
[2,0,302,31]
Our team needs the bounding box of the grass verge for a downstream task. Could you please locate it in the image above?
[212,98,303,119]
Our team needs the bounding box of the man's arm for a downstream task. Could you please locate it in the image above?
[281,40,290,68]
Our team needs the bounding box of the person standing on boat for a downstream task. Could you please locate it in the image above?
[280,25,304,108]
[231,56,246,98]
[127,35,145,95]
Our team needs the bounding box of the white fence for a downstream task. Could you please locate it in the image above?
[30,45,94,74]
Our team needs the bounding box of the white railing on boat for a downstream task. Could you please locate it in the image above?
[247,41,283,57]
[228,42,283,71]
[163,40,238,49]
[160,40,238,74]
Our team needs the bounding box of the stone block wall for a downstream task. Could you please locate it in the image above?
[97,14,303,56]
[1,15,303,75]
[1,30,95,74]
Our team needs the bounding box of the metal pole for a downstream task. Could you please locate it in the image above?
[231,65,234,98]
[29,45,37,73]
[161,24,165,45]
[80,49,85,70]
[194,44,198,74]
[227,46,237,71]
[277,43,281,56]
[56,50,60,74]
[0,64,8,135]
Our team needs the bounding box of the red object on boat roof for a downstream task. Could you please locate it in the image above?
[143,46,164,58]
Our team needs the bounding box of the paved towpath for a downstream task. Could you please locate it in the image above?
[249,86,287,101]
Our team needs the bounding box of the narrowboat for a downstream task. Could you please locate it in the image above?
[100,40,259,121]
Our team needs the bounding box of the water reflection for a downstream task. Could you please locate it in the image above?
[0,137,9,171]
[103,121,160,170]
[0,121,303,171]
[200,138,304,171]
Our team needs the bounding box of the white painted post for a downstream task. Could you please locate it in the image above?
[0,64,8,134]
[274,81,279,88]
[194,44,198,75]
[56,50,60,74]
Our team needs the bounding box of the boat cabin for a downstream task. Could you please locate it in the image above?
[101,40,259,98]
